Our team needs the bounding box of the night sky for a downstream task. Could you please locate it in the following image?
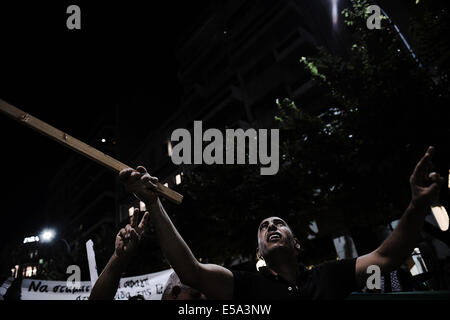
[0,2,199,251]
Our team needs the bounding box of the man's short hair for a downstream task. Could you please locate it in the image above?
[162,271,192,299]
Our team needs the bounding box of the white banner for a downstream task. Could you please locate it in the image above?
[114,269,173,300]
[20,269,173,300]
[0,277,14,300]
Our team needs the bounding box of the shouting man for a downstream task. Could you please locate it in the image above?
[119,146,444,299]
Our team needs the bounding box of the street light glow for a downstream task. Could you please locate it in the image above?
[331,0,339,27]
[41,229,56,242]
[175,173,182,185]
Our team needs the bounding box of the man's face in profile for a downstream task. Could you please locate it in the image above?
[257,216,298,259]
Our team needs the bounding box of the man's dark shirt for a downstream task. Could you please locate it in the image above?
[232,258,357,300]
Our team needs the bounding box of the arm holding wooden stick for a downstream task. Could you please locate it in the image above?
[119,167,234,300]
[0,98,183,204]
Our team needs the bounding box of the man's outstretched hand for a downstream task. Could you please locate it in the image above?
[410,146,444,209]
[90,208,150,300]
[119,166,159,204]
[114,208,149,260]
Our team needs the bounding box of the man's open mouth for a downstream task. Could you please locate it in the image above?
[267,232,282,242]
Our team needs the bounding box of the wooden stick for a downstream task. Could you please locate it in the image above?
[0,98,183,204]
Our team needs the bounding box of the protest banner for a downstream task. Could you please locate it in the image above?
[0,277,14,300]
[20,269,172,300]
[113,269,172,300]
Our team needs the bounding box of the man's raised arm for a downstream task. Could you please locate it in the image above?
[89,208,149,300]
[355,146,445,288]
[119,166,234,300]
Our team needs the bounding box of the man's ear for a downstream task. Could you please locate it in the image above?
[256,247,263,260]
